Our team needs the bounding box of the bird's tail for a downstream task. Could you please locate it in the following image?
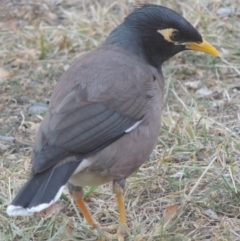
[7,161,79,216]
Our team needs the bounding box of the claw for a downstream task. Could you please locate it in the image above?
[117,226,128,241]
[96,224,128,241]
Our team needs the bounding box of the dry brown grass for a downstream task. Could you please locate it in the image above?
[0,0,240,240]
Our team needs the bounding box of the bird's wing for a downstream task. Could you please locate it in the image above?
[32,86,147,174]
[31,47,152,174]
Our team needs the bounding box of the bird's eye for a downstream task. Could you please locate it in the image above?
[170,31,182,42]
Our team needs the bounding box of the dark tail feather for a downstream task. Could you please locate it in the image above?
[7,161,79,216]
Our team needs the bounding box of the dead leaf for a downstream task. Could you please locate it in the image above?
[0,143,9,151]
[0,136,14,142]
[195,86,213,97]
[65,219,75,237]
[0,67,12,83]
[10,58,25,68]
[164,204,179,223]
[209,191,219,200]
[170,171,185,178]
[184,80,201,90]
[37,200,65,217]
[5,116,18,123]
[216,7,233,17]
[28,102,48,115]
[198,104,205,111]
[204,209,219,220]
[64,64,70,71]
[163,156,174,162]
[18,49,38,60]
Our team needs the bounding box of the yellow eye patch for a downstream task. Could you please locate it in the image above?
[158,28,180,43]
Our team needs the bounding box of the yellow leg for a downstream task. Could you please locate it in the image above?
[114,181,126,226]
[68,183,97,228]
[113,180,128,241]
[72,192,95,226]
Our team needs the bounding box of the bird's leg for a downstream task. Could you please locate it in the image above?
[103,179,128,241]
[68,183,118,240]
[114,179,128,240]
[114,179,127,226]
[68,183,97,228]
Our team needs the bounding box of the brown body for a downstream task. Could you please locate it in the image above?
[34,45,164,186]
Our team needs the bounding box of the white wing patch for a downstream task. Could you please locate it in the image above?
[125,120,142,133]
[73,159,92,175]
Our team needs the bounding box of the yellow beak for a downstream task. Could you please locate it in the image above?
[185,39,220,57]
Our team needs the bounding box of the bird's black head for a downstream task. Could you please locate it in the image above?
[105,4,219,69]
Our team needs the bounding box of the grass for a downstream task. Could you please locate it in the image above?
[0,0,240,240]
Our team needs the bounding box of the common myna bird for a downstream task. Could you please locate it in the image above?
[7,4,219,240]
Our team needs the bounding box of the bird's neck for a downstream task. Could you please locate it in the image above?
[103,24,162,70]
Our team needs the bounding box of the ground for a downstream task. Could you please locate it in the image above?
[0,0,240,240]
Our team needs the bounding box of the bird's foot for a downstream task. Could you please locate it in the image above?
[93,223,128,241]
[104,224,128,241]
